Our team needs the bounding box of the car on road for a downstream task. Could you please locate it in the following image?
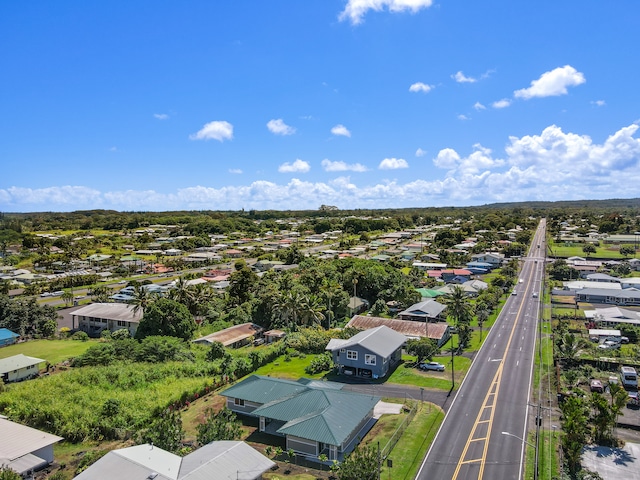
[511,290,517,296]
[532,292,538,297]
[419,362,445,372]
[590,379,604,393]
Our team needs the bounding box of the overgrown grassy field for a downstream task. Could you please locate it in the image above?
[0,339,96,364]
[0,362,218,442]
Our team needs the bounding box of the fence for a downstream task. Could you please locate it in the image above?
[381,401,418,459]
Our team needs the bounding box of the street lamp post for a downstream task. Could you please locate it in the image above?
[501,431,538,480]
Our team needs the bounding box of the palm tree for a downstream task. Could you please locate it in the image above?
[445,285,473,349]
[475,302,490,342]
[91,285,112,303]
[61,290,74,307]
[273,291,307,331]
[131,285,155,315]
[301,294,326,328]
[169,277,194,309]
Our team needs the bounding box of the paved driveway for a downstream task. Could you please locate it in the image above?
[582,443,640,479]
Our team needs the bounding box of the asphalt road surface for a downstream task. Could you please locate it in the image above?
[416,220,547,480]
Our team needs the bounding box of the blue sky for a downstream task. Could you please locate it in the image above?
[2,1,639,212]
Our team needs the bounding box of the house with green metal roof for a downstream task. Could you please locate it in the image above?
[221,375,380,461]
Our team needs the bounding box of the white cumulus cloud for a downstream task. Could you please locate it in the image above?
[278,159,311,173]
[473,102,486,110]
[492,98,511,109]
[339,0,435,25]
[154,113,169,120]
[415,148,427,157]
[379,158,409,170]
[514,65,586,99]
[5,125,640,212]
[229,169,243,174]
[452,71,476,83]
[189,121,234,142]
[409,82,434,93]
[267,118,296,136]
[331,124,351,137]
[591,100,606,107]
[321,159,367,172]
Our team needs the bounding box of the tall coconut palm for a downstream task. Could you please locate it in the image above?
[301,294,326,328]
[273,291,307,331]
[444,285,473,349]
[131,285,155,316]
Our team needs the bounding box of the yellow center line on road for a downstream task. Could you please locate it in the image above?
[451,248,539,480]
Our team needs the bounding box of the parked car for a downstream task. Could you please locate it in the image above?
[590,379,604,393]
[598,340,621,350]
[419,362,445,372]
[621,336,630,344]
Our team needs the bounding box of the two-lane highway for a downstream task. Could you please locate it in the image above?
[417,220,546,480]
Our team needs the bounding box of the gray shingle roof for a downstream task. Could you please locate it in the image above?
[325,325,406,358]
[399,299,447,319]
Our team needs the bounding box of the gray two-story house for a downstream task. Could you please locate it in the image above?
[325,325,407,379]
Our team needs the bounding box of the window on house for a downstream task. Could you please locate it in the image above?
[117,320,127,327]
[365,354,376,365]
[234,398,245,407]
[347,350,358,360]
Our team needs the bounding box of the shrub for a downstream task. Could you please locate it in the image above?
[305,353,334,375]
[111,328,130,340]
[285,327,332,354]
[72,331,89,342]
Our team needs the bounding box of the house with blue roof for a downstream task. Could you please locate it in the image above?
[221,375,380,461]
[0,328,19,347]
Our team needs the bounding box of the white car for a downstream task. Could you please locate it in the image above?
[419,362,445,372]
[532,292,538,298]
[598,341,621,350]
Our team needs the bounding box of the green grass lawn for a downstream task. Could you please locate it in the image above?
[379,403,445,480]
[549,243,630,260]
[0,339,96,364]
[390,354,472,390]
[253,353,326,380]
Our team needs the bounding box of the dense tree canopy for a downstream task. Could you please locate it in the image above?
[135,298,196,340]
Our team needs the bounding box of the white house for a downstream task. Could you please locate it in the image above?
[73,441,275,480]
[0,354,44,383]
[71,303,142,337]
[0,417,63,476]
